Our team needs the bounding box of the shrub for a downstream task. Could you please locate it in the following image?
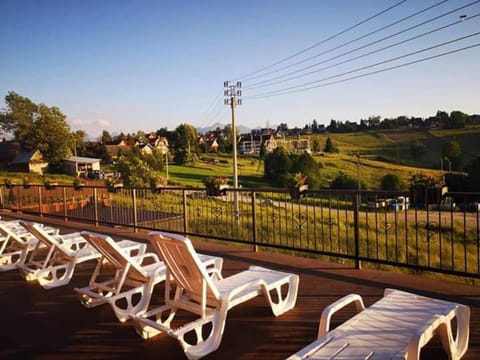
[330,172,364,190]
[444,172,468,192]
[282,172,307,188]
[264,147,292,185]
[381,173,402,191]
[323,137,339,153]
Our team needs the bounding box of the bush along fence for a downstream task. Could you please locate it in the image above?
[1,184,479,279]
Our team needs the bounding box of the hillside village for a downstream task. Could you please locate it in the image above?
[1,91,480,192]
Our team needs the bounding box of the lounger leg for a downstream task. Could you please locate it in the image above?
[109,281,156,322]
[180,309,228,360]
[437,306,471,360]
[262,274,300,316]
[134,304,178,339]
[0,249,27,271]
[36,263,76,289]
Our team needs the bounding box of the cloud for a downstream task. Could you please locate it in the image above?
[69,113,112,138]
[98,119,111,127]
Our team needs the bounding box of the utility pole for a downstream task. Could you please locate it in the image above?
[224,81,242,218]
[165,151,169,180]
[357,152,361,191]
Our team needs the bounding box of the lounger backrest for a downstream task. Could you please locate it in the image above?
[20,222,70,258]
[81,232,148,282]
[0,223,21,244]
[0,223,27,246]
[148,232,221,304]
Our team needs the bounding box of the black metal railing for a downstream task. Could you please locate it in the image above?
[1,184,479,279]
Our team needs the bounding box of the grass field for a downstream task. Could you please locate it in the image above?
[166,125,479,189]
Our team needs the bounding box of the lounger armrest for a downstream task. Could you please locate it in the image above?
[226,279,264,302]
[60,236,89,251]
[318,293,365,337]
[132,252,161,265]
[60,232,85,243]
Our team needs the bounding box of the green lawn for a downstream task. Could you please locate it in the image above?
[168,154,268,188]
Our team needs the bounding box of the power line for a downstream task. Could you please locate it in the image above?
[244,0,450,83]
[246,37,480,99]
[197,88,227,130]
[238,0,408,81]
[246,12,480,90]
[198,105,228,131]
[201,88,224,118]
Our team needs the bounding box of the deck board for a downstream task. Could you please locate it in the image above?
[1,212,480,359]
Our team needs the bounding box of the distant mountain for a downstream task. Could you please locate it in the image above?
[197,122,251,135]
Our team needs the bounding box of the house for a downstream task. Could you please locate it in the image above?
[289,139,311,153]
[239,130,278,155]
[0,141,20,170]
[199,132,220,153]
[105,140,132,161]
[64,156,101,177]
[153,136,169,155]
[209,138,219,153]
[8,149,48,174]
[138,143,154,156]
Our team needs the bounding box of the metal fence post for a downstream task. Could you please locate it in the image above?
[354,191,361,269]
[63,186,68,221]
[93,188,99,227]
[16,186,21,213]
[132,189,138,232]
[38,186,43,217]
[183,189,188,235]
[251,191,258,252]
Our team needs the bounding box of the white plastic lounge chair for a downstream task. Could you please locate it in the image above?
[134,231,299,360]
[0,221,59,271]
[18,222,145,289]
[75,231,223,322]
[287,288,470,360]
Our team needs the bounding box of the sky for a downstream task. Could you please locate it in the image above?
[1,0,479,138]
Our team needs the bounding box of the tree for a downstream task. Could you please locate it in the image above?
[444,172,469,192]
[330,172,363,190]
[83,141,111,163]
[465,155,480,191]
[100,130,112,144]
[436,110,449,126]
[441,139,461,161]
[445,111,467,129]
[72,130,87,156]
[134,130,147,143]
[115,154,154,187]
[23,104,74,167]
[264,147,292,185]
[173,148,194,165]
[0,91,37,140]
[381,173,402,191]
[0,92,74,168]
[312,138,321,153]
[323,137,338,153]
[277,123,288,132]
[290,152,322,188]
[259,141,267,160]
[175,123,198,156]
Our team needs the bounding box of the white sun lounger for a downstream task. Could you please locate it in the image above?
[0,221,59,271]
[287,288,470,360]
[75,231,223,322]
[18,222,144,289]
[133,231,299,360]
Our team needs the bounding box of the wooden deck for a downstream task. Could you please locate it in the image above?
[1,211,480,359]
